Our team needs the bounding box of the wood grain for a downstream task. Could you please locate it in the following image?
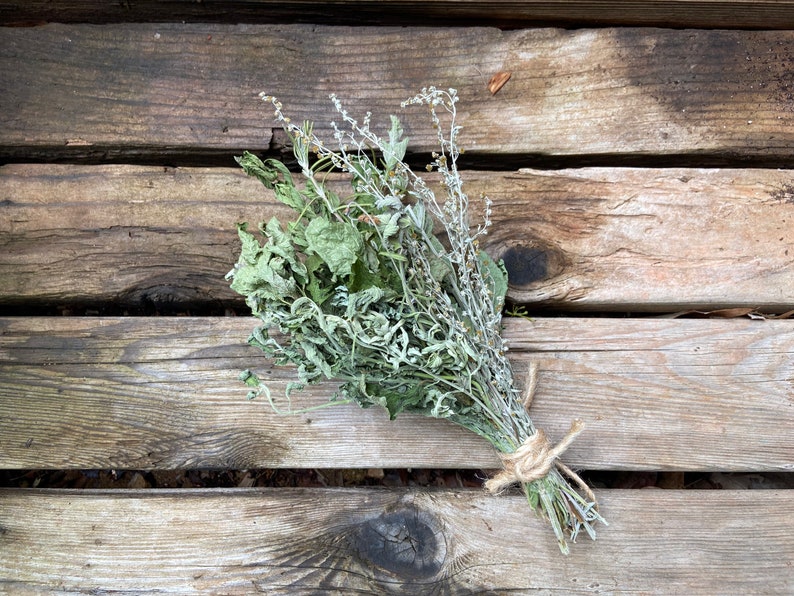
[3,1,794,29]
[1,487,792,593]
[1,316,792,471]
[2,10,791,595]
[3,164,793,311]
[1,25,793,163]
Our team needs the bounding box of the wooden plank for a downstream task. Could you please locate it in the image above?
[3,0,794,29]
[0,164,263,311]
[484,167,794,310]
[1,316,792,471]
[1,487,792,593]
[2,25,794,163]
[3,164,794,311]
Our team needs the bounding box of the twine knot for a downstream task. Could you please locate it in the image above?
[485,419,585,494]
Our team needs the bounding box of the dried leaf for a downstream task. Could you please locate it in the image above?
[707,307,759,318]
[666,307,761,319]
[487,71,511,95]
[304,218,363,278]
[665,307,794,320]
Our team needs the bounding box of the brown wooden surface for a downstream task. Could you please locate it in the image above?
[2,164,793,311]
[1,25,794,164]
[3,0,794,28]
[1,11,793,592]
[1,487,792,593]
[2,316,792,471]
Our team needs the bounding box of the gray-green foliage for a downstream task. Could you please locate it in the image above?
[228,93,508,425]
[227,88,603,553]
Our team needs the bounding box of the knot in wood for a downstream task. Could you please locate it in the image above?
[353,506,445,580]
[501,245,550,285]
[485,419,585,494]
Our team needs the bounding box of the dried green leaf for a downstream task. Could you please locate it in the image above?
[304,218,363,278]
[384,115,408,169]
[236,151,307,212]
[235,222,261,265]
[479,249,509,311]
[239,369,260,387]
[262,217,307,283]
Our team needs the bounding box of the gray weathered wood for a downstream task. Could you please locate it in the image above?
[1,25,793,163]
[1,487,792,593]
[1,9,791,596]
[1,316,792,471]
[2,164,793,311]
[4,0,794,28]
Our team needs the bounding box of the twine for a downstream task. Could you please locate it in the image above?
[485,363,591,498]
[485,419,585,494]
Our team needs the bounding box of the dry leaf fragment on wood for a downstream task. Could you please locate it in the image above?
[666,308,794,320]
[487,71,511,95]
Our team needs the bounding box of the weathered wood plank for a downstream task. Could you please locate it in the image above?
[487,167,794,309]
[0,164,260,311]
[3,164,793,311]
[1,488,791,593]
[2,25,794,163]
[3,0,794,29]
[1,316,792,471]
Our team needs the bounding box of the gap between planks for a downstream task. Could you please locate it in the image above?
[4,0,794,28]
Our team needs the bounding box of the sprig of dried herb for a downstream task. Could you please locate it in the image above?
[227,87,604,553]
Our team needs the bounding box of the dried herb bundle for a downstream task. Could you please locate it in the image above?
[227,87,604,553]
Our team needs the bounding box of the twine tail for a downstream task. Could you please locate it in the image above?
[521,362,539,411]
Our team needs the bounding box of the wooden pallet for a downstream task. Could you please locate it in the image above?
[1,3,793,593]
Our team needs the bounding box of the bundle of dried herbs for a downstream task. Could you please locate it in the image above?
[227,87,604,553]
